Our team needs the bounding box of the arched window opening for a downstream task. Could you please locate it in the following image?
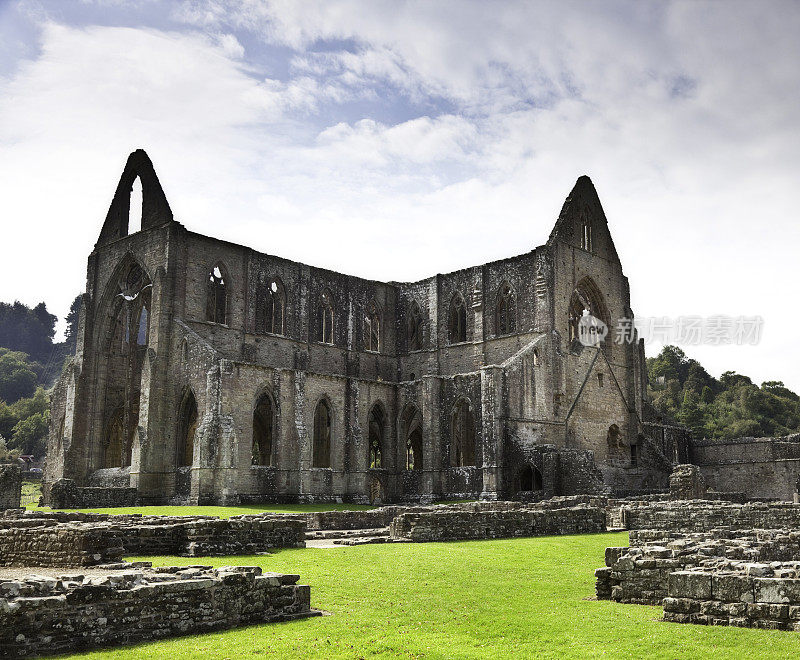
[256,276,286,335]
[451,400,476,467]
[313,400,331,468]
[365,301,381,352]
[206,264,227,324]
[448,294,467,344]
[252,394,274,466]
[581,221,592,251]
[403,406,423,471]
[181,339,189,364]
[568,277,609,343]
[368,405,385,468]
[177,390,198,467]
[532,349,540,366]
[495,283,516,336]
[316,290,334,344]
[102,408,125,468]
[407,301,423,351]
[519,465,543,491]
[129,176,143,235]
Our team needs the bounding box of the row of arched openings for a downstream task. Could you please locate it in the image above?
[172,392,476,471]
[202,262,520,349]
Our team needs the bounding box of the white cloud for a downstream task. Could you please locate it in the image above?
[1,0,799,394]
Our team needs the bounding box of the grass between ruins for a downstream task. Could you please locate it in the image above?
[44,517,798,660]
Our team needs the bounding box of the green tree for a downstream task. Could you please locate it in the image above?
[10,410,49,456]
[0,348,37,403]
[63,294,83,356]
[0,300,58,363]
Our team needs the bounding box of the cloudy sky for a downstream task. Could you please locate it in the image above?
[1,0,798,389]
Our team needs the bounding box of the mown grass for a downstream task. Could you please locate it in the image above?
[60,530,800,659]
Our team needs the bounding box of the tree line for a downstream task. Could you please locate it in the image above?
[0,297,80,460]
[647,345,800,440]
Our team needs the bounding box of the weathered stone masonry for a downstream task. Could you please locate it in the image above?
[45,149,687,507]
[0,509,305,567]
[0,565,317,657]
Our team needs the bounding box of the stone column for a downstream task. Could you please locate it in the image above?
[480,365,503,500]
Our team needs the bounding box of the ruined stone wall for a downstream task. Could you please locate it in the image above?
[663,565,800,630]
[0,510,306,566]
[619,500,800,532]
[389,504,606,542]
[692,435,800,501]
[0,565,316,657]
[595,527,800,631]
[49,153,663,506]
[0,464,21,509]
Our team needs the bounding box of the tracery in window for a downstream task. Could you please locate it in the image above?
[495,283,516,336]
[567,277,609,343]
[206,264,227,324]
[402,405,423,471]
[256,276,286,335]
[368,404,385,468]
[448,294,467,344]
[315,290,334,344]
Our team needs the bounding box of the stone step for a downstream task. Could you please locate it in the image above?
[305,527,390,540]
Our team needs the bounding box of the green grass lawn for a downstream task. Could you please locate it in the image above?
[59,530,800,659]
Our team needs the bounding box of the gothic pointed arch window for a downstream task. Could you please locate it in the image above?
[206,264,228,324]
[495,283,516,336]
[252,393,274,466]
[256,275,286,335]
[407,301,423,351]
[568,277,609,343]
[368,404,385,468]
[315,290,334,344]
[313,399,332,468]
[177,390,198,467]
[448,294,467,344]
[364,301,381,352]
[402,405,423,471]
[451,399,476,467]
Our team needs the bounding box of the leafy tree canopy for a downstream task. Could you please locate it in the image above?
[647,346,800,440]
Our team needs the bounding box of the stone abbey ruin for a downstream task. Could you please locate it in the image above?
[6,151,800,654]
[43,149,692,508]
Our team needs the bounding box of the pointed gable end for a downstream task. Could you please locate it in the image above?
[546,175,620,265]
[95,149,173,248]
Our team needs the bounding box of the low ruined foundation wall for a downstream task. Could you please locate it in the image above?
[390,505,606,542]
[44,479,137,508]
[663,565,800,630]
[0,511,306,566]
[595,529,800,608]
[0,523,126,567]
[619,500,800,532]
[0,565,317,657]
[305,496,609,531]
